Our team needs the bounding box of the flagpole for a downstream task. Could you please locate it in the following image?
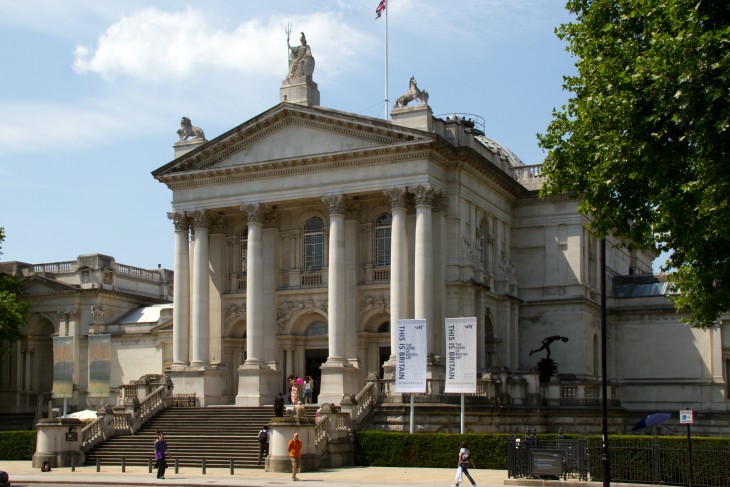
[384,0,389,120]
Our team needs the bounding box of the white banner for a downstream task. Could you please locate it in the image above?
[395,319,427,393]
[444,317,477,393]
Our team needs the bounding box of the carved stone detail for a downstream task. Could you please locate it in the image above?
[225,303,246,323]
[413,185,436,207]
[360,295,390,318]
[209,213,226,234]
[167,211,189,232]
[241,203,266,224]
[384,187,410,209]
[322,194,346,215]
[191,210,210,229]
[277,299,328,333]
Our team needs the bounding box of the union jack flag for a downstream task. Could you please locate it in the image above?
[375,0,386,19]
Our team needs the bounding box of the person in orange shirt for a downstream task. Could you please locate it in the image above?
[287,432,303,481]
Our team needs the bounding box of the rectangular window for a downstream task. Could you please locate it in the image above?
[376,227,391,266]
[304,234,324,271]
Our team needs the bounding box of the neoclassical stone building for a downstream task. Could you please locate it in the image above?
[151,63,730,424]
[0,255,172,426]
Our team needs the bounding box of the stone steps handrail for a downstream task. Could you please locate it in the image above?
[81,384,168,451]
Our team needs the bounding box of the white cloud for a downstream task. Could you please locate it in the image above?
[73,7,372,84]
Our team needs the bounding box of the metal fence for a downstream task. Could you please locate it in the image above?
[508,434,730,487]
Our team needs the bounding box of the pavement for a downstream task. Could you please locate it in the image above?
[3,460,511,487]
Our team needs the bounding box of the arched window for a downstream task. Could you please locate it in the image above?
[375,213,392,267]
[305,321,328,336]
[304,217,324,272]
[240,227,248,274]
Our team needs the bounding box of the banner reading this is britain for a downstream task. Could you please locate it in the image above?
[88,334,111,399]
[444,317,477,394]
[395,319,427,393]
[52,336,74,399]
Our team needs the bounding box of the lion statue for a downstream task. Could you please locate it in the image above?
[394,77,429,109]
[177,117,206,141]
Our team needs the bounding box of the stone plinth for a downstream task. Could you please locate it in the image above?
[235,363,279,406]
[266,417,318,473]
[165,365,227,406]
[280,76,320,107]
[33,418,85,468]
[317,361,359,405]
[173,138,205,159]
[391,104,433,132]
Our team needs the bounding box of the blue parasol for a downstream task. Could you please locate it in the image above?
[631,412,671,431]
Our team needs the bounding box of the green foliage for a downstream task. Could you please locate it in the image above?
[354,431,510,468]
[0,430,36,460]
[538,1,730,328]
[0,227,29,346]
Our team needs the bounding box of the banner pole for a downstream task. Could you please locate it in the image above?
[384,0,389,120]
[409,395,415,433]
[460,394,465,434]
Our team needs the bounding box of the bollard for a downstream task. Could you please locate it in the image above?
[202,457,206,475]
[148,458,153,474]
[175,457,179,474]
[96,458,100,472]
[230,459,234,475]
[122,457,126,473]
[71,456,75,472]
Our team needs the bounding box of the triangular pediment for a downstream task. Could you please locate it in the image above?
[21,275,77,296]
[153,103,432,179]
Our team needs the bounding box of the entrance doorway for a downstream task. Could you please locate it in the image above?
[305,349,327,404]
[379,346,390,379]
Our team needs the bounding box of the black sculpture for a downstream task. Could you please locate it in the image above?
[530,335,569,383]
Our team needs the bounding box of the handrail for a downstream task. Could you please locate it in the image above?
[81,384,168,451]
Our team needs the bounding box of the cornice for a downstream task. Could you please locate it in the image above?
[158,142,433,189]
[515,193,578,207]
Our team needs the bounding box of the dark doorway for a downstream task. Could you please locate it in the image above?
[305,349,327,403]
[379,346,391,379]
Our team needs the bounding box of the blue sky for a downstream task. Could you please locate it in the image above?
[0,0,577,270]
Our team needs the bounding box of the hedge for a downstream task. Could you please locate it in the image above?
[0,430,36,460]
[354,431,510,468]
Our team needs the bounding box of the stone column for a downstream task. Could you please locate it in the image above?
[169,212,191,366]
[323,194,346,364]
[243,203,265,366]
[191,210,210,366]
[208,214,226,365]
[414,185,435,355]
[384,188,409,364]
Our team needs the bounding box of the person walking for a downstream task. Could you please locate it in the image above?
[452,441,476,487]
[154,431,168,480]
[287,432,303,481]
[273,392,285,417]
[257,425,270,465]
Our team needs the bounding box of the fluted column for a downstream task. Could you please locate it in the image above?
[323,194,346,364]
[414,185,435,354]
[243,203,265,366]
[168,212,191,365]
[384,188,409,362]
[191,210,210,366]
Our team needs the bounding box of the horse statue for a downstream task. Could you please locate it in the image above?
[393,77,429,108]
[177,117,206,141]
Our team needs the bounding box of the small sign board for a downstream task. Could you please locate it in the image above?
[679,409,694,424]
[528,449,563,477]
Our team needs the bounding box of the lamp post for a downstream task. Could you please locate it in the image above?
[601,237,610,486]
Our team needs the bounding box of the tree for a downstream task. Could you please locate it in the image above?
[0,227,29,345]
[538,0,729,328]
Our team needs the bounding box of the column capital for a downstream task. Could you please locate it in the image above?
[322,194,346,215]
[432,191,448,213]
[241,203,266,224]
[191,209,210,229]
[384,187,411,209]
[413,185,437,207]
[167,211,190,232]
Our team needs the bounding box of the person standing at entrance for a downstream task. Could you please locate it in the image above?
[154,431,168,479]
[303,376,313,404]
[287,432,303,481]
[273,392,285,417]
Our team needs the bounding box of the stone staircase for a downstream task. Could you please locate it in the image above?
[84,406,277,469]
